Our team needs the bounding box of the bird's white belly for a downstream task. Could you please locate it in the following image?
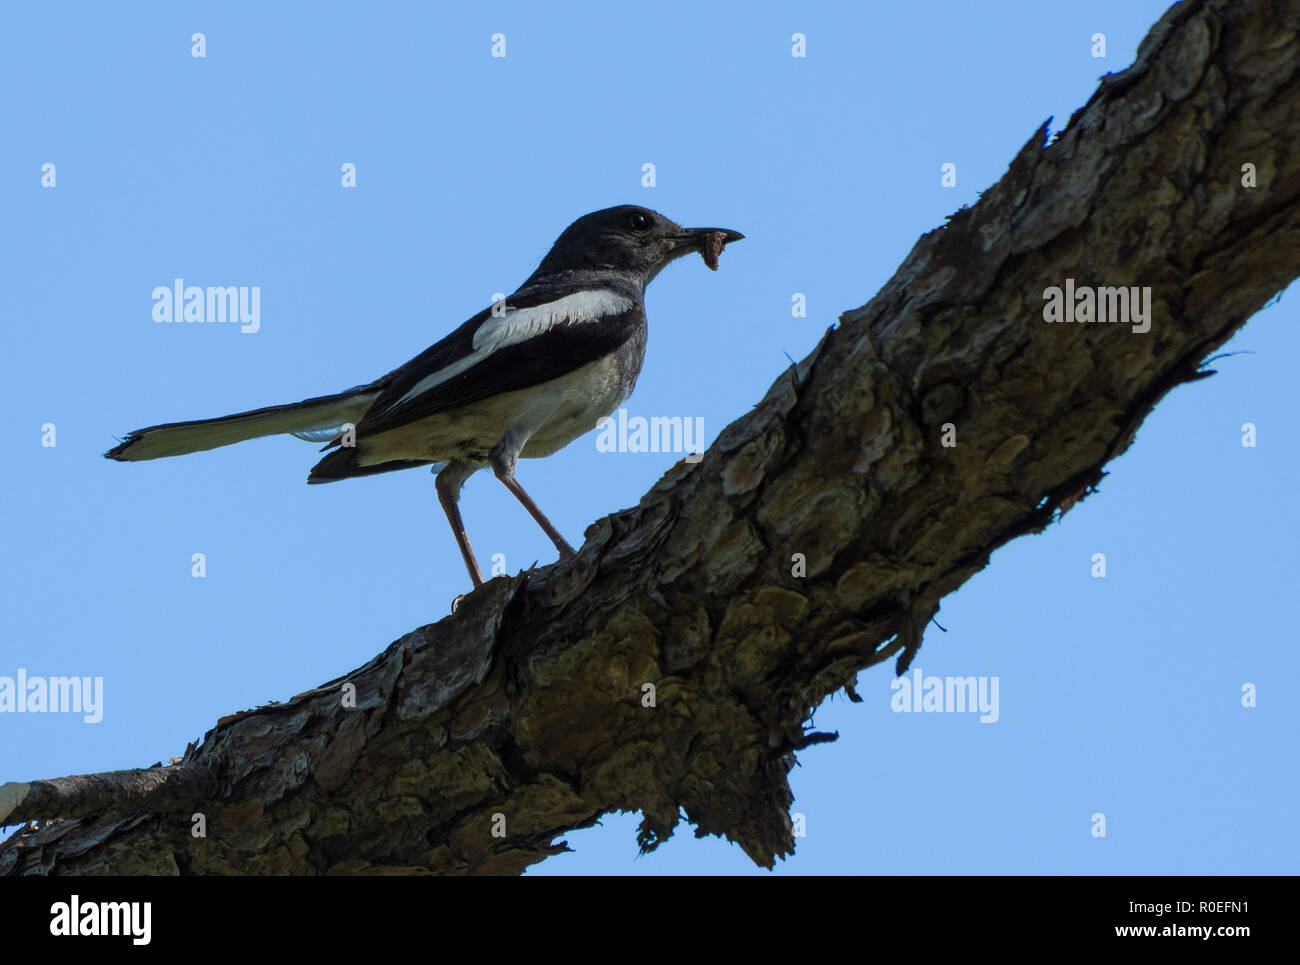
[518,353,631,458]
[359,354,630,465]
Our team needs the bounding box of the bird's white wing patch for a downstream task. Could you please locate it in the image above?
[472,288,634,353]
[387,288,633,411]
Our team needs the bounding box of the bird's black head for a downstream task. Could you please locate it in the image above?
[527,205,743,288]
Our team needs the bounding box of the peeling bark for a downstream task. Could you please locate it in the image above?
[3,0,1298,874]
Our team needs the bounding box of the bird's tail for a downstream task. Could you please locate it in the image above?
[104,388,378,462]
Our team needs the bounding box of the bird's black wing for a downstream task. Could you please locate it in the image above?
[354,281,644,439]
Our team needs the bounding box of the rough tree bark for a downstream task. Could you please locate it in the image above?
[2,0,1297,875]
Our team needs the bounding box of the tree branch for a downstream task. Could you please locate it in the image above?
[4,0,1298,874]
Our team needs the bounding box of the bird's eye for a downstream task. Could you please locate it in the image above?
[627,211,652,232]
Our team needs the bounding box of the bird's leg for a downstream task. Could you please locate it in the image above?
[488,443,575,558]
[441,496,485,587]
[495,470,577,557]
[435,462,484,587]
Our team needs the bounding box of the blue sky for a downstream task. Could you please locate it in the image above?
[2,1,1295,875]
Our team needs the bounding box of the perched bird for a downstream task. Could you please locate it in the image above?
[106,205,742,587]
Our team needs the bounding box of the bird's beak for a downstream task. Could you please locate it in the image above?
[673,227,746,248]
[671,227,745,270]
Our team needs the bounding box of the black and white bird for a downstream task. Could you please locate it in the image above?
[106,205,742,587]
